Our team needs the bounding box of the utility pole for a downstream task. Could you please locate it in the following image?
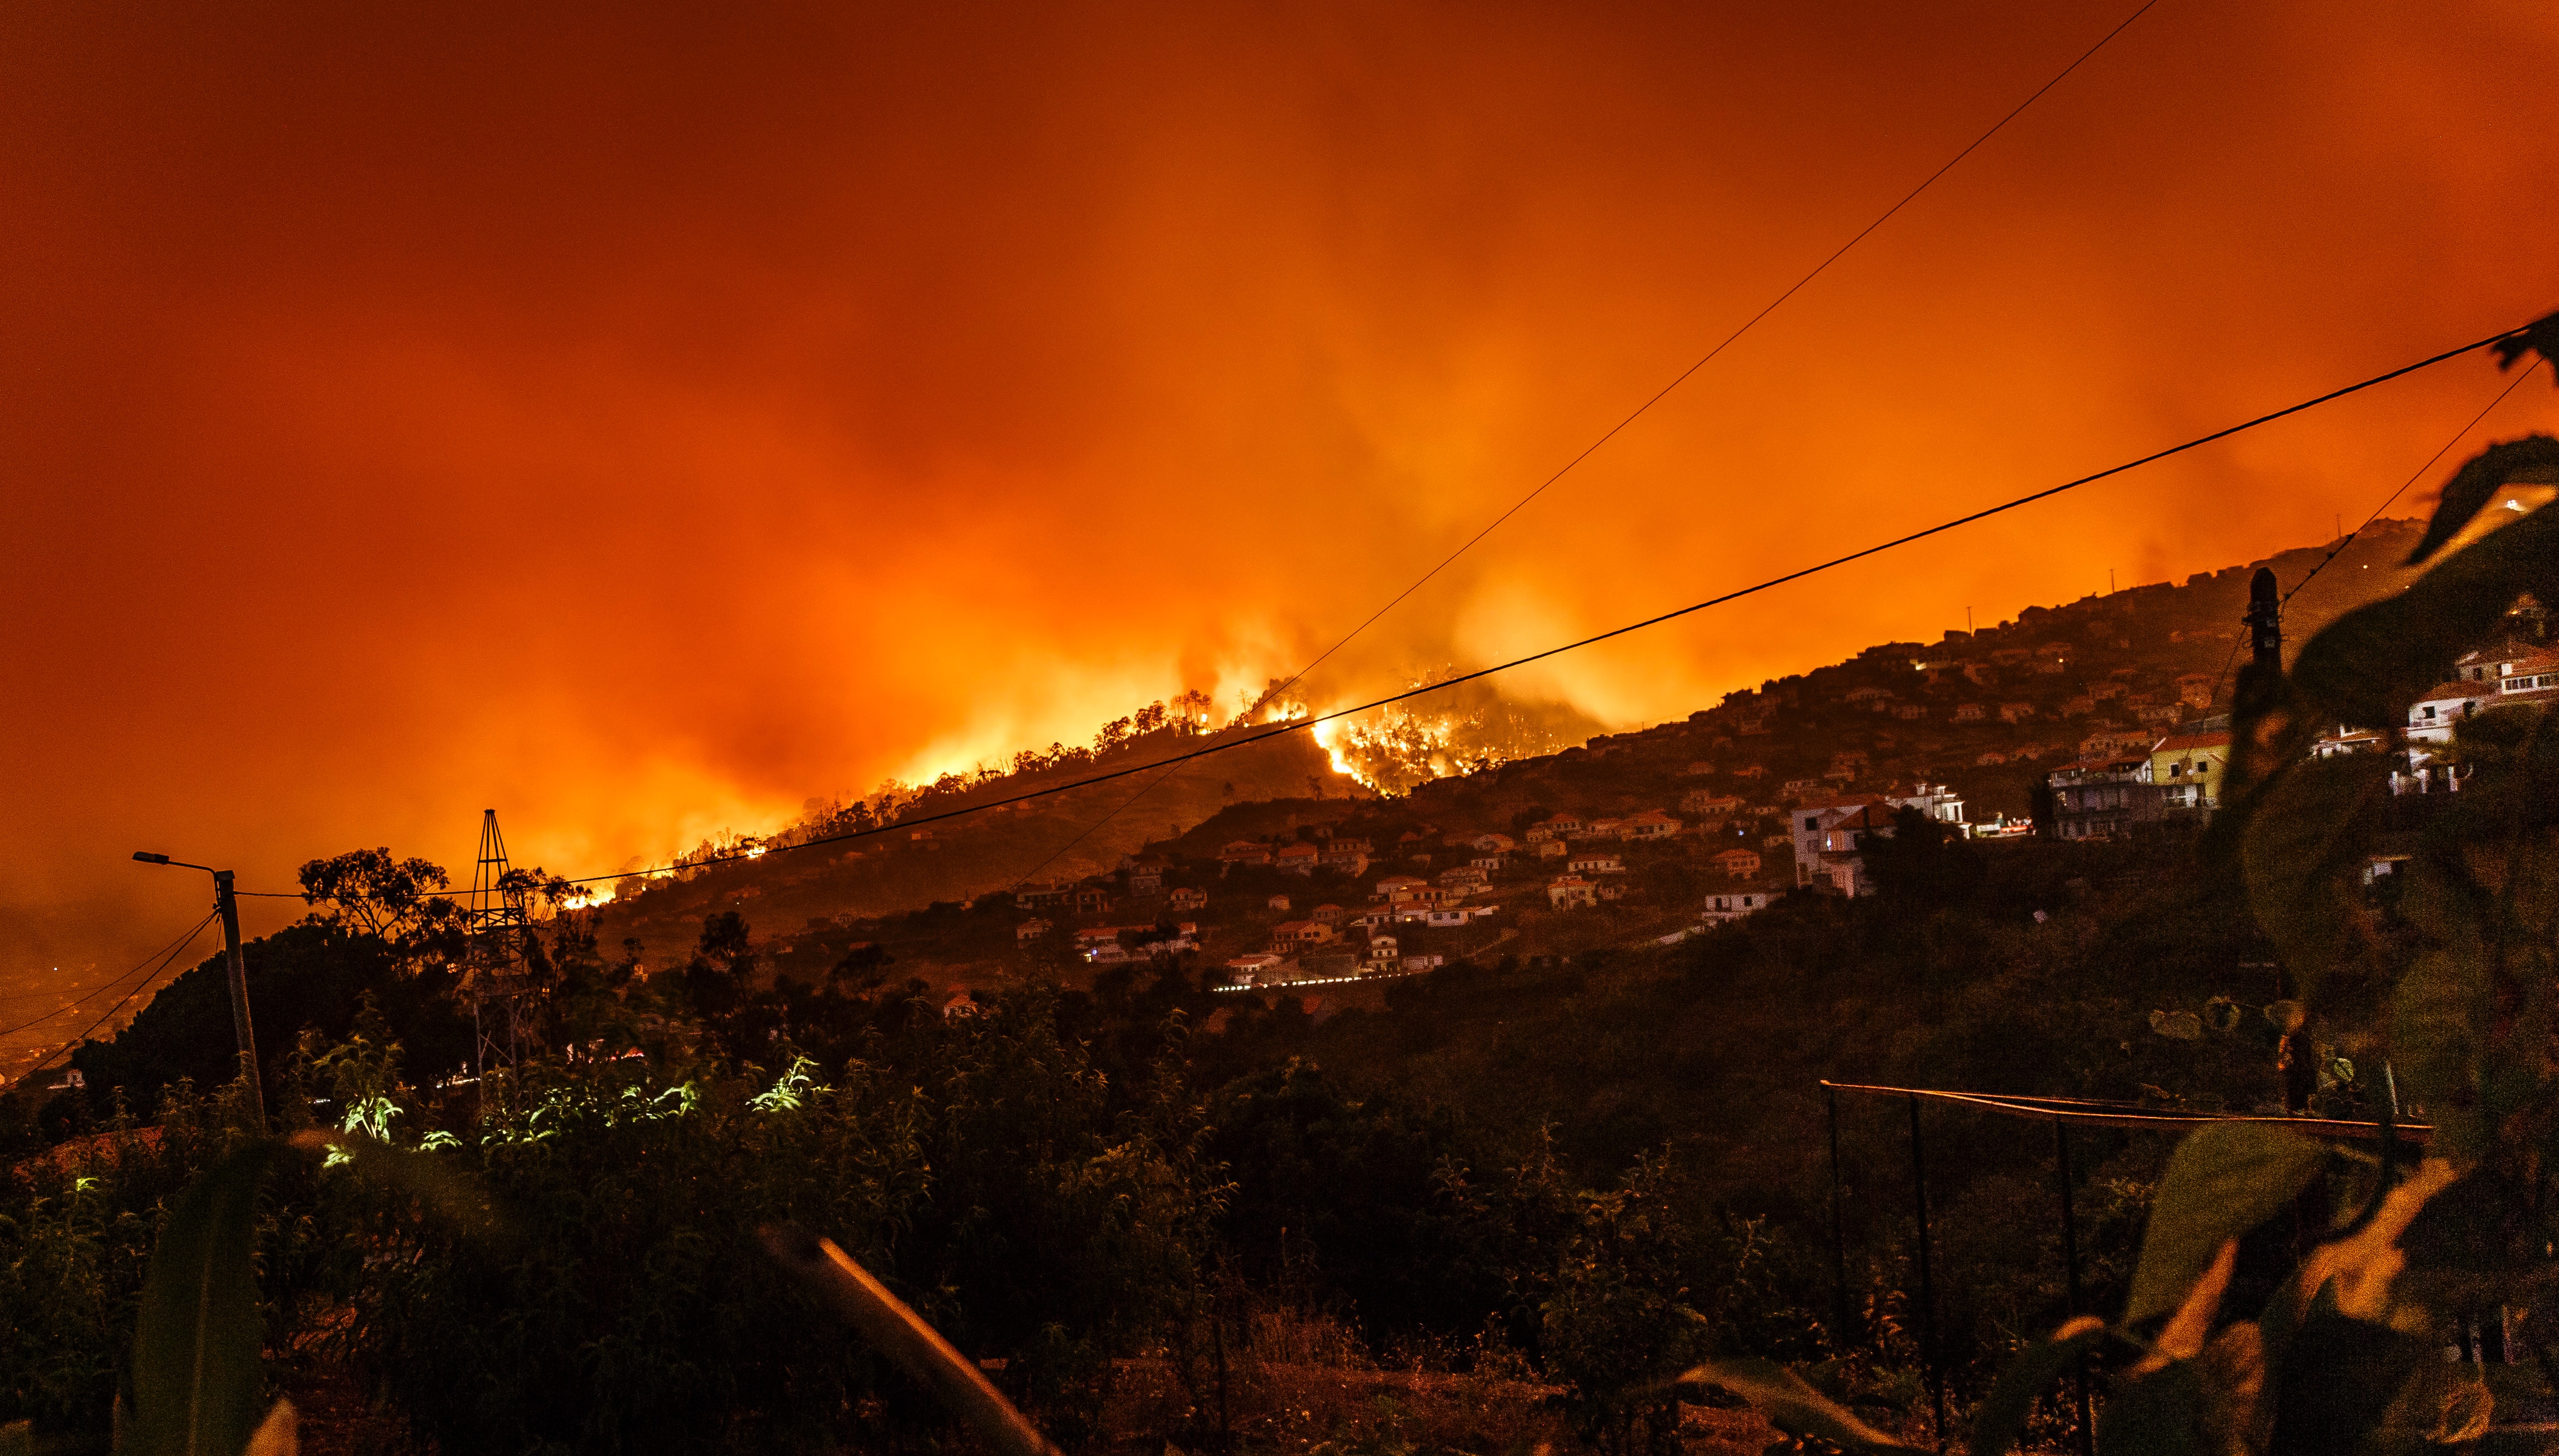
[132,851,266,1125]
[2246,567,2282,672]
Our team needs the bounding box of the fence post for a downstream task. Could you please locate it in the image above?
[1828,1083,1854,1346]
[2055,1119,2093,1456]
[1908,1093,1945,1452]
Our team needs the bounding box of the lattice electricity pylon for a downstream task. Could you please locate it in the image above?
[464,809,536,1079]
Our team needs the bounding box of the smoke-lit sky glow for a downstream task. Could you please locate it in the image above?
[5,1,2557,1010]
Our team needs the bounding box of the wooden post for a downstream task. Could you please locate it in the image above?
[1828,1084,1854,1347]
[1908,1094,1945,1452]
[2056,1119,2093,1456]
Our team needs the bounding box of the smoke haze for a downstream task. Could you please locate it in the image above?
[4,0,2557,1039]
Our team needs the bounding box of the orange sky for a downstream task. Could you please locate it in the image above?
[4,0,2557,1021]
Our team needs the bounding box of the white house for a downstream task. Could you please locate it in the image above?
[1700,888,1775,923]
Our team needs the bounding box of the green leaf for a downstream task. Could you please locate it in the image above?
[2093,1357,2208,1456]
[2294,499,2559,728]
[128,1139,285,1456]
[2126,1125,2324,1325]
[2405,433,2559,565]
[2241,756,2391,1002]
[244,1400,296,1456]
[1970,1319,2103,1456]
[2390,948,2489,1161]
[287,1129,503,1242]
[1681,1359,1914,1453]
[2266,1300,2433,1456]
[2487,309,2559,380]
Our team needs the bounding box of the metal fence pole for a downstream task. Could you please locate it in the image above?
[1828,1084,1854,1347]
[1908,1094,1945,1452]
[2055,1119,2093,1456]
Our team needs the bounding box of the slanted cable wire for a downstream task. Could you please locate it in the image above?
[0,913,220,1038]
[2201,354,2548,711]
[2283,358,2547,610]
[1271,0,2165,699]
[993,0,2176,890]
[8,911,218,1080]
[232,319,2544,896]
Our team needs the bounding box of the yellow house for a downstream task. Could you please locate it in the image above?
[2150,729,2231,810]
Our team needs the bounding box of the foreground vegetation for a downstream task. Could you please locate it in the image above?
[8,328,2558,1453]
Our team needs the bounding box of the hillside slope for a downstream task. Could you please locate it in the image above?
[593,521,2433,977]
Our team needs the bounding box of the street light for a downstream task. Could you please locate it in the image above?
[132,849,265,1125]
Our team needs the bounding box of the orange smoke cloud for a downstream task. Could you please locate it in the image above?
[3,0,2556,1018]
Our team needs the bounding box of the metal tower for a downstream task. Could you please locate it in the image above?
[464,809,535,1079]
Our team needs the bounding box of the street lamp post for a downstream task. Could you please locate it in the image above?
[132,851,265,1125]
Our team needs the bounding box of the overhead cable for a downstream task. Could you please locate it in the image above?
[6,910,218,1083]
[232,319,2534,898]
[1271,0,2166,697]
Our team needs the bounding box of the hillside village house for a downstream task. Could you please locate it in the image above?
[1168,886,1208,912]
[1075,887,1112,915]
[1622,809,1683,840]
[1015,918,1052,943]
[1681,790,1744,817]
[2408,681,2491,747]
[1547,875,1598,909]
[1320,839,1372,872]
[1270,920,1336,951]
[1274,843,1321,875]
[1470,853,1508,873]
[1470,832,1517,853]
[1953,704,1986,722]
[1534,811,1585,840]
[1218,840,1271,867]
[1372,874,1427,902]
[1312,903,1345,924]
[1126,858,1168,893]
[1700,887,1775,923]
[1266,894,1291,911]
[2048,752,2161,840]
[1999,702,2036,723]
[1224,952,1287,985]
[2150,730,2231,811]
[1536,839,1568,858]
[1714,848,1762,879]
[2079,728,2153,758]
[1017,884,1069,910]
[1567,852,1625,875]
[1791,801,1899,894]
[2314,728,2389,758]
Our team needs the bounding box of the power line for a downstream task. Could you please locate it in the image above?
[1266,0,2162,701]
[7,911,218,1083]
[0,913,222,1038]
[237,319,2530,899]
[1004,2,2167,890]
[2198,352,2549,713]
[2282,356,2547,609]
